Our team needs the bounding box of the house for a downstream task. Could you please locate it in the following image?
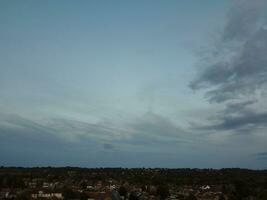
[31,190,63,199]
[200,185,211,190]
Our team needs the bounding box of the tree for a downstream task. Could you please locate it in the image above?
[219,194,226,200]
[186,193,197,200]
[156,185,169,200]
[119,186,128,198]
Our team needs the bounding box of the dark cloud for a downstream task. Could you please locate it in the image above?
[207,99,257,124]
[103,143,114,150]
[257,152,267,156]
[223,100,257,115]
[0,113,109,148]
[191,28,267,103]
[0,114,64,146]
[191,0,267,103]
[190,0,267,135]
[223,0,266,41]
[255,152,267,160]
[195,100,262,133]
[0,113,196,167]
[0,114,87,166]
[199,112,267,133]
[0,112,191,164]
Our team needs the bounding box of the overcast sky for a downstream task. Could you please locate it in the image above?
[1,0,267,168]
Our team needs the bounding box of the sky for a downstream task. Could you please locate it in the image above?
[0,0,267,169]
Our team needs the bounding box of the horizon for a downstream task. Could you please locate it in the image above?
[1,0,267,169]
[2,166,267,172]
[1,166,266,170]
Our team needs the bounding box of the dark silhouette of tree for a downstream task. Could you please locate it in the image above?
[129,191,143,200]
[119,186,128,198]
[63,188,78,199]
[156,185,169,200]
[234,180,250,199]
[111,190,121,200]
[219,194,226,200]
[186,193,197,200]
[16,192,28,200]
[80,181,87,189]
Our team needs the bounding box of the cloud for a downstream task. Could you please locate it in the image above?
[223,100,257,115]
[191,28,267,103]
[0,113,133,166]
[0,113,262,168]
[0,114,83,166]
[0,112,191,160]
[103,143,114,150]
[189,0,267,138]
[190,0,267,103]
[0,114,64,145]
[0,113,112,152]
[255,152,267,160]
[202,111,267,133]
[223,0,266,41]
[47,118,125,142]
[128,112,190,145]
[0,112,199,167]
[257,152,267,156]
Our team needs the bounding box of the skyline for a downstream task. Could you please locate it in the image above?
[1,0,267,169]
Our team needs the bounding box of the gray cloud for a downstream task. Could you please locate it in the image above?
[223,0,266,41]
[191,28,267,103]
[190,0,267,136]
[205,111,267,132]
[0,113,112,151]
[0,113,135,166]
[0,112,191,161]
[0,114,64,146]
[223,100,257,115]
[257,152,267,156]
[103,143,114,150]
[255,152,267,160]
[128,112,190,145]
[0,110,262,168]
[47,118,122,141]
[0,112,198,166]
[0,114,88,166]
[191,0,267,103]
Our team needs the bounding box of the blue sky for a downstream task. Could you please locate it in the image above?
[1,0,267,168]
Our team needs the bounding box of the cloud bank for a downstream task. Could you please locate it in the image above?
[188,1,267,166]
[191,0,267,101]
[190,0,267,136]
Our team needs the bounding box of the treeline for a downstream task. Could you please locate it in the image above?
[0,167,267,186]
[1,167,267,199]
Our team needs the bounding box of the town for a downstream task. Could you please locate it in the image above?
[0,167,267,200]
